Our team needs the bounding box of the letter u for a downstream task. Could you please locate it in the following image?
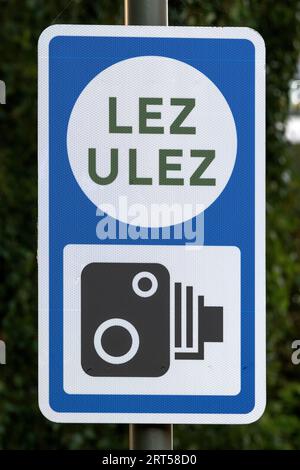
[88,148,118,185]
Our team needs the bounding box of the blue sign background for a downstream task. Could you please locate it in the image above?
[49,35,255,414]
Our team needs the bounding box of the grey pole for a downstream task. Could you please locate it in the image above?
[129,423,173,450]
[124,0,172,451]
[125,0,168,26]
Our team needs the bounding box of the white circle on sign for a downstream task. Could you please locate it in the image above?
[67,56,237,227]
[132,271,158,298]
[93,318,139,365]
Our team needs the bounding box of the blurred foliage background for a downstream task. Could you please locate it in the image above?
[0,0,300,450]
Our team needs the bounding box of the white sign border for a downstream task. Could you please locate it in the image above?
[38,25,265,424]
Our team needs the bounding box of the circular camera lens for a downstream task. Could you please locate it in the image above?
[94,319,139,364]
[101,326,132,357]
[138,276,152,292]
[132,271,158,298]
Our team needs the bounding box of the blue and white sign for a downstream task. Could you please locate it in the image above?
[38,25,265,423]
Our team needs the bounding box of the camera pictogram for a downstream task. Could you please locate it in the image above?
[81,262,223,377]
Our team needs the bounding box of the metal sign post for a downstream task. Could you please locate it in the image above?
[125,0,168,26]
[125,0,172,450]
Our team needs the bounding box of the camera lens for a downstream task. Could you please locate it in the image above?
[93,318,139,365]
[138,277,152,292]
[132,271,158,298]
[101,326,132,357]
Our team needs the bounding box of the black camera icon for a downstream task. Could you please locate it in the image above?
[81,263,223,377]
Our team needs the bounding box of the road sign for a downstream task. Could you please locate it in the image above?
[38,25,265,423]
